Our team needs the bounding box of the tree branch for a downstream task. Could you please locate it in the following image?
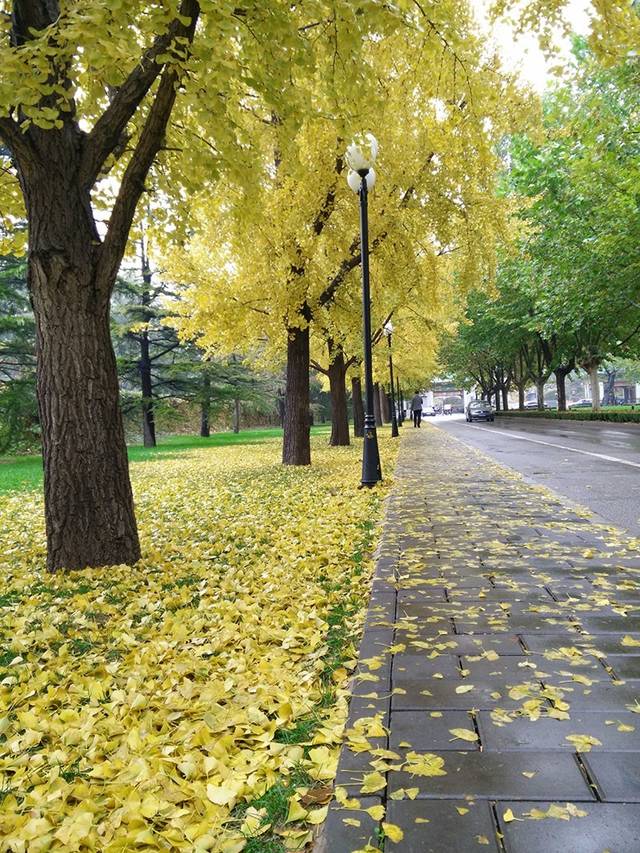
[80,1,199,188]
[96,0,199,294]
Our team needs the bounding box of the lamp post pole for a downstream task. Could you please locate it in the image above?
[385,325,399,438]
[358,170,382,485]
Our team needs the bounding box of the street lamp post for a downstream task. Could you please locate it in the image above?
[346,134,382,486]
[384,322,399,438]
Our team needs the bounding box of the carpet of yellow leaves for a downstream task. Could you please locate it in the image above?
[0,435,396,851]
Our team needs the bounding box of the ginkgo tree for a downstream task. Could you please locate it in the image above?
[0,0,412,570]
[167,8,531,465]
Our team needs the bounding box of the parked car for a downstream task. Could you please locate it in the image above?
[442,403,453,415]
[423,405,437,417]
[524,399,539,409]
[466,400,494,422]
[568,399,593,409]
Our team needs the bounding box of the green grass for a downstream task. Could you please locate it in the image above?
[0,426,332,495]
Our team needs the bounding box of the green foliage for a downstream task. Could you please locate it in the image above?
[497,410,640,423]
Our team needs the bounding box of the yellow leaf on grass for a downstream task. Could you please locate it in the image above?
[449,728,479,742]
[306,806,328,825]
[286,799,308,823]
[382,822,404,842]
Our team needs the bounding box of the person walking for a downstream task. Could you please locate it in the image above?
[411,391,423,428]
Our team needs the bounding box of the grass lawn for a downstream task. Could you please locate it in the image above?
[0,429,395,851]
[0,426,332,495]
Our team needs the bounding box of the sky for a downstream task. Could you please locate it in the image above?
[472,0,593,92]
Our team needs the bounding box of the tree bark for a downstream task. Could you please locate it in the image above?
[233,398,241,434]
[282,325,311,465]
[555,370,568,412]
[536,380,545,410]
[373,382,383,426]
[32,264,140,571]
[352,376,364,438]
[17,133,140,570]
[587,364,602,411]
[200,370,210,437]
[494,389,501,412]
[602,368,616,406]
[517,383,526,411]
[501,386,509,411]
[328,349,349,446]
[380,385,391,422]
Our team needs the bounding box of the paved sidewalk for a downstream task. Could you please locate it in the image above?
[322,426,640,852]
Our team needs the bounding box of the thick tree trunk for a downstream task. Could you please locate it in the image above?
[32,271,140,571]
[328,350,350,446]
[587,364,602,411]
[373,382,383,426]
[26,157,140,571]
[282,325,311,465]
[501,386,509,411]
[233,398,241,434]
[352,376,364,438]
[536,380,545,410]
[200,371,210,437]
[494,390,501,412]
[517,384,526,411]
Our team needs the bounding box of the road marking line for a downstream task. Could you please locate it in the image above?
[466,425,640,470]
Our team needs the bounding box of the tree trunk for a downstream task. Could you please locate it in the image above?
[328,350,349,446]
[32,272,140,571]
[501,386,509,411]
[233,398,241,434]
[26,160,140,571]
[588,364,602,412]
[139,244,156,447]
[282,325,311,465]
[373,382,383,426]
[517,384,525,411]
[555,370,568,412]
[352,376,364,438]
[139,329,156,447]
[494,389,501,412]
[536,380,545,410]
[200,370,210,437]
[602,369,616,407]
[380,385,390,422]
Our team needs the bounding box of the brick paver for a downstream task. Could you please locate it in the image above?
[320,426,640,852]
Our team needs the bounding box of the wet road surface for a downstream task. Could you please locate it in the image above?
[433,415,640,538]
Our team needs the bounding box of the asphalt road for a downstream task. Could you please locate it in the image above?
[431,414,640,537]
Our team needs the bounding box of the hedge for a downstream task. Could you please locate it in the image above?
[496,409,640,424]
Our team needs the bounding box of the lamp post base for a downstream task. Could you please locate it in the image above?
[361,416,382,486]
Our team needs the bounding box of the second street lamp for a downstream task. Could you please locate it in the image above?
[346,133,382,486]
[384,322,399,438]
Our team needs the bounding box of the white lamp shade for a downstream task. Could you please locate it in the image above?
[347,168,376,193]
[345,132,379,171]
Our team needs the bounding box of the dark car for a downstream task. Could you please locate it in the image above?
[466,400,494,422]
